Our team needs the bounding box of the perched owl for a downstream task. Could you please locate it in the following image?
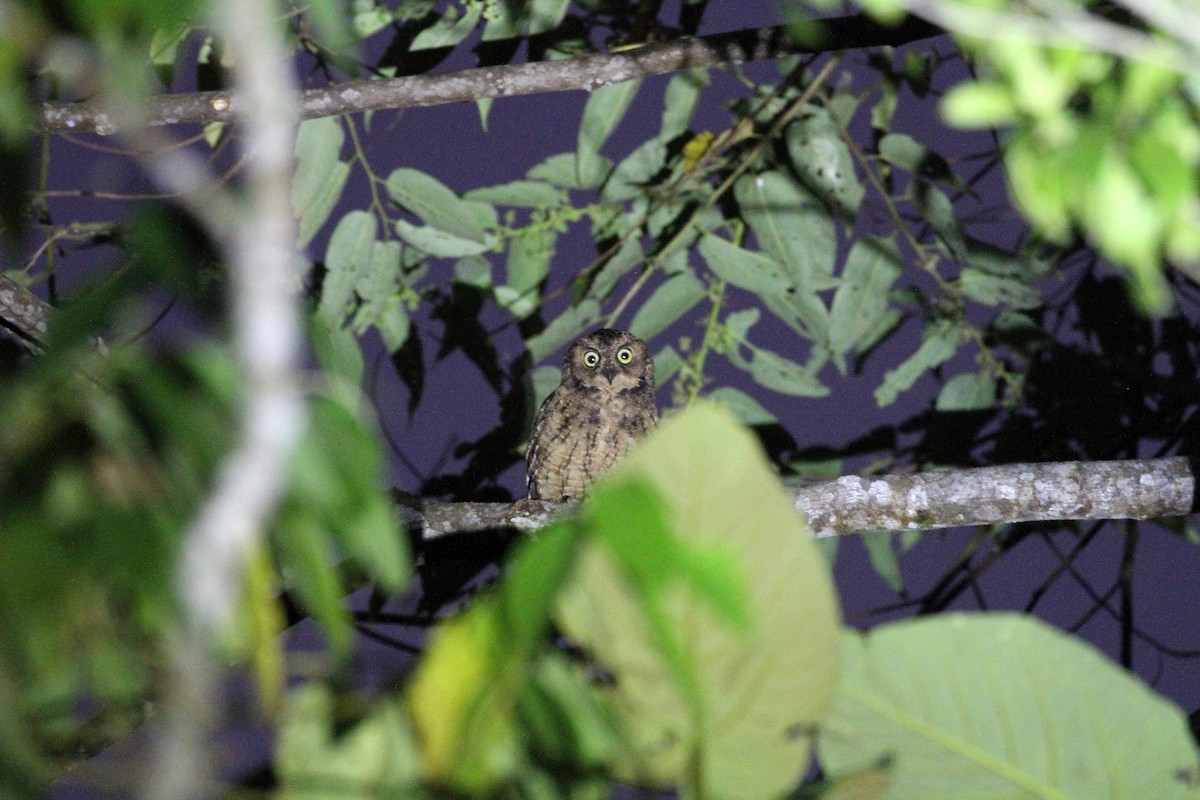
[525,328,658,502]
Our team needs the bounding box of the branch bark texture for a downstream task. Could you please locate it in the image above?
[402,457,1196,541]
[37,16,942,134]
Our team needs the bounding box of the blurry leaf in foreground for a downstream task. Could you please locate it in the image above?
[819,613,1200,800]
[556,402,842,799]
[276,683,420,800]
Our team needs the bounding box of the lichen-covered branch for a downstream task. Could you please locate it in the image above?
[38,16,941,135]
[403,457,1196,541]
[0,276,50,350]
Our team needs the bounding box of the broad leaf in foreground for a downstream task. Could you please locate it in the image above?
[556,403,842,800]
[819,613,1200,799]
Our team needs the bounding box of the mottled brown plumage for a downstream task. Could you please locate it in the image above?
[526,329,658,501]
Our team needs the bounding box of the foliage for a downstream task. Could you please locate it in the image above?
[1,0,1199,798]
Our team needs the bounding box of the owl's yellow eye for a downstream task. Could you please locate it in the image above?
[616,347,633,364]
[584,350,601,368]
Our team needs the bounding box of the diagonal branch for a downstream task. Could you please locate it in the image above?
[37,16,943,134]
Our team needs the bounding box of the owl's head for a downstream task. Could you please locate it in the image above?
[564,328,654,393]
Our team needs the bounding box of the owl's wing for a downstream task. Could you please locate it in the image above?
[524,388,559,498]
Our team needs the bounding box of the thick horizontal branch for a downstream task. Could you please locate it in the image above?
[38,16,942,135]
[402,457,1197,541]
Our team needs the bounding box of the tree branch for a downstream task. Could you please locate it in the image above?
[37,16,942,135]
[402,457,1196,541]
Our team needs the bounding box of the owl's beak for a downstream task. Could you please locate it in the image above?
[602,367,616,383]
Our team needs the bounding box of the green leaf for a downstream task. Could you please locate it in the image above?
[528,152,612,190]
[819,613,1200,799]
[735,170,836,284]
[828,237,902,358]
[352,1,394,38]
[305,0,357,59]
[556,403,842,799]
[629,269,706,341]
[454,255,492,288]
[699,232,793,295]
[653,344,684,385]
[874,322,960,407]
[385,167,496,243]
[589,233,643,300]
[959,269,1042,310]
[482,0,569,40]
[526,300,602,364]
[660,69,709,142]
[310,317,364,391]
[914,183,967,261]
[941,82,1019,128]
[705,386,777,425]
[407,602,521,791]
[936,370,996,411]
[518,652,618,769]
[293,117,351,249]
[601,137,666,202]
[320,211,377,325]
[410,1,483,50]
[877,133,957,186]
[374,299,410,353]
[274,511,351,655]
[395,218,490,258]
[498,225,556,318]
[464,180,562,208]
[725,309,830,397]
[699,232,830,342]
[577,80,641,187]
[527,0,571,35]
[785,110,864,220]
[277,683,420,799]
[862,532,904,593]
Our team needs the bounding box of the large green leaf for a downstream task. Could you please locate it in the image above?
[628,268,706,341]
[497,225,557,318]
[394,218,490,258]
[556,403,842,799]
[464,180,562,208]
[819,613,1200,799]
[725,309,830,398]
[828,236,902,359]
[320,211,376,325]
[526,300,602,364]
[385,168,496,243]
[874,321,960,407]
[293,117,351,249]
[601,137,666,202]
[410,0,483,50]
[577,80,641,188]
[482,0,570,40]
[735,171,836,283]
[699,232,830,342]
[528,152,612,190]
[660,69,710,142]
[785,109,864,221]
[276,683,420,800]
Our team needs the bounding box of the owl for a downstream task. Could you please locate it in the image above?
[526,328,658,502]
